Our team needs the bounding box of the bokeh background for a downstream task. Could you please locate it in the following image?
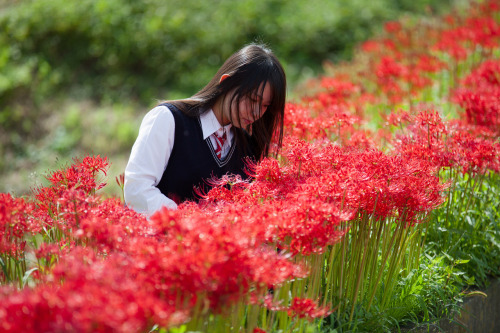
[0,0,458,196]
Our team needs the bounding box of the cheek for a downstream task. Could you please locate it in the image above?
[238,100,252,117]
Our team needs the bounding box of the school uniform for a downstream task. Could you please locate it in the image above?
[124,103,253,217]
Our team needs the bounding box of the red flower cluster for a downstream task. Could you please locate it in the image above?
[250,294,334,322]
[0,248,187,333]
[435,2,500,60]
[395,110,500,176]
[200,135,445,257]
[145,207,307,311]
[0,194,34,261]
[453,59,500,134]
[287,297,334,321]
[1,158,309,331]
[34,155,109,215]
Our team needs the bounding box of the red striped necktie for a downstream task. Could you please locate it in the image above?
[213,131,227,159]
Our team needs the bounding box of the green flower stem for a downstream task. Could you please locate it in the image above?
[337,223,348,314]
[245,303,260,333]
[308,253,324,299]
[365,216,385,304]
[444,169,457,229]
[381,218,412,309]
[0,255,9,284]
[349,216,371,322]
[274,278,292,332]
[366,215,403,311]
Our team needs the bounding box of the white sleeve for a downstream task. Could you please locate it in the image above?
[124,105,178,216]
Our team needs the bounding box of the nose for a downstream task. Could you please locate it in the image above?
[252,106,262,120]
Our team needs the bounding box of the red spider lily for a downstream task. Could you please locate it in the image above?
[245,157,299,201]
[415,54,447,73]
[285,75,365,142]
[0,194,35,260]
[344,130,377,150]
[482,0,500,12]
[319,76,360,100]
[0,248,186,333]
[361,40,382,53]
[80,155,109,176]
[29,189,103,242]
[374,54,441,101]
[195,174,252,205]
[8,130,447,330]
[463,17,500,49]
[283,103,324,140]
[453,59,500,134]
[383,109,413,128]
[188,143,353,256]
[414,110,448,138]
[281,137,327,178]
[253,328,267,333]
[326,106,361,128]
[221,138,444,249]
[72,198,148,252]
[448,119,498,140]
[384,21,403,34]
[453,88,500,134]
[270,197,350,256]
[381,38,399,53]
[250,294,334,323]
[434,35,468,61]
[286,141,446,222]
[250,293,286,312]
[434,3,500,59]
[115,172,125,188]
[463,59,500,87]
[394,110,454,169]
[287,297,334,321]
[375,56,408,103]
[393,109,500,176]
[34,155,109,215]
[283,103,359,142]
[139,207,308,314]
[28,155,113,245]
[376,55,408,78]
[449,131,500,175]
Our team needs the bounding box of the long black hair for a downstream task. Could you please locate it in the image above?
[164,43,286,160]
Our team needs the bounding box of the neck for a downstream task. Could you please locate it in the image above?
[212,97,230,126]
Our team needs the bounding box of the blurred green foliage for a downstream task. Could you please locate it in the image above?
[0,0,453,103]
[0,0,454,191]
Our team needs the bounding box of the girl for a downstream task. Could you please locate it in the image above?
[124,44,286,216]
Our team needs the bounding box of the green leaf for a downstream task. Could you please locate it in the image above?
[168,325,187,333]
[22,267,38,288]
[454,259,469,265]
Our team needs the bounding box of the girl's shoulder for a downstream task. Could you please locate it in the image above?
[141,104,176,128]
[148,102,180,116]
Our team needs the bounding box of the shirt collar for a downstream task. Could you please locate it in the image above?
[199,109,232,140]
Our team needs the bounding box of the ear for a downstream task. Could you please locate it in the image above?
[219,74,231,84]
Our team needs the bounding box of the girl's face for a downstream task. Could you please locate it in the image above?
[219,82,273,130]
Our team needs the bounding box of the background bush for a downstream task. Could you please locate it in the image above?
[0,0,455,193]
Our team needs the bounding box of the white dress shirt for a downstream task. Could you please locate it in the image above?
[124,104,233,217]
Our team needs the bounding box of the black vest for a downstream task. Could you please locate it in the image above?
[156,103,253,203]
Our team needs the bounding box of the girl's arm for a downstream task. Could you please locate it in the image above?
[124,105,177,217]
